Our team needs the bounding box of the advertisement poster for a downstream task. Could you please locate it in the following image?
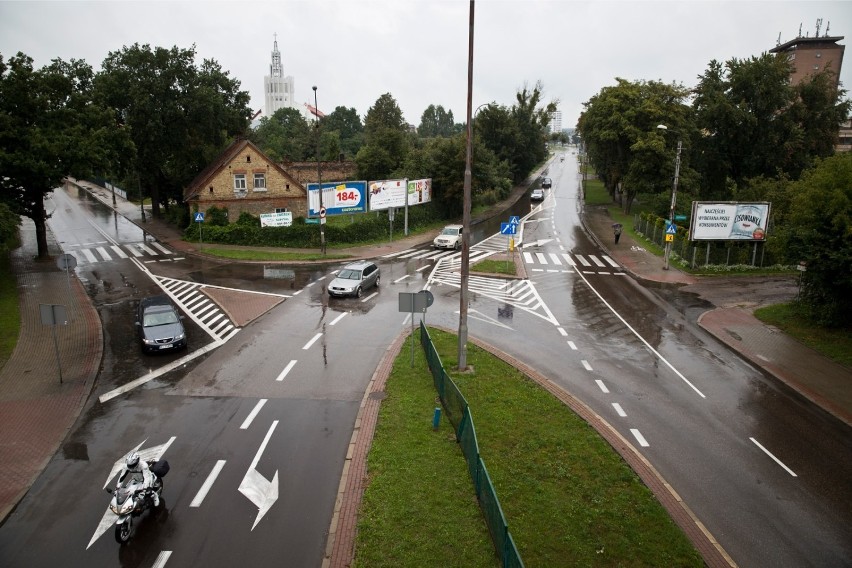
[259,211,292,227]
[307,181,367,216]
[689,202,770,241]
[368,179,407,211]
[407,178,432,205]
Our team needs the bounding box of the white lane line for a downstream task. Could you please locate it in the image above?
[612,403,627,417]
[394,275,410,283]
[631,429,649,447]
[750,437,797,477]
[241,400,267,429]
[302,333,322,350]
[595,379,609,393]
[416,265,431,272]
[152,551,173,568]
[330,312,347,326]
[190,460,227,507]
[557,327,567,336]
[581,360,593,371]
[571,269,706,398]
[361,291,378,303]
[567,341,577,350]
[276,360,297,382]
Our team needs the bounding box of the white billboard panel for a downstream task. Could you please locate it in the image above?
[407,178,432,205]
[689,202,770,241]
[368,179,407,211]
[260,211,292,227]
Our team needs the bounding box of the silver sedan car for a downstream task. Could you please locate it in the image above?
[327,261,381,298]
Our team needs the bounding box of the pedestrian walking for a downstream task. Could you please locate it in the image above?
[613,223,623,244]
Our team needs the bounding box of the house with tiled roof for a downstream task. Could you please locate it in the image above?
[183,138,308,221]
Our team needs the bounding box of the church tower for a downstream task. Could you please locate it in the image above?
[263,34,296,117]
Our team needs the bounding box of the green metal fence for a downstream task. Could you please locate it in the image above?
[633,213,782,268]
[419,322,524,568]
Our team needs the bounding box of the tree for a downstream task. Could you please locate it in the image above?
[322,106,363,159]
[251,107,312,162]
[95,43,251,216]
[357,94,409,179]
[418,104,456,137]
[0,53,133,258]
[364,93,406,137]
[781,153,852,327]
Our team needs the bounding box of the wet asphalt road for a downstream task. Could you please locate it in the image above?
[0,161,849,567]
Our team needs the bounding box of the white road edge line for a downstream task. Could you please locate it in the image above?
[595,379,609,393]
[276,360,297,382]
[189,460,227,507]
[612,403,627,417]
[241,399,267,429]
[330,312,347,326]
[750,437,797,477]
[581,360,593,371]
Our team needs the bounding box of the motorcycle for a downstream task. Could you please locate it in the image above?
[105,459,169,544]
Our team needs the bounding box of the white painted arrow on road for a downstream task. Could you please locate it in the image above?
[522,238,554,248]
[238,420,279,530]
[88,437,176,549]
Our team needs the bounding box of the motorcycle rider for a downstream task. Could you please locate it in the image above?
[118,452,159,507]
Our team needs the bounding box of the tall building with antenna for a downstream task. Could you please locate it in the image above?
[769,19,845,90]
[263,34,296,117]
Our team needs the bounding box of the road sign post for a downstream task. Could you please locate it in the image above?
[56,253,77,298]
[194,211,205,247]
[399,291,434,366]
[40,303,68,384]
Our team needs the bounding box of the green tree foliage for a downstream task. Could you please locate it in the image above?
[0,202,21,247]
[780,153,852,327]
[322,106,364,159]
[251,107,312,162]
[0,53,134,258]
[577,78,693,214]
[692,54,850,199]
[95,43,251,216]
[357,94,409,179]
[418,104,456,137]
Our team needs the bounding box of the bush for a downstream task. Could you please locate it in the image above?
[0,203,21,248]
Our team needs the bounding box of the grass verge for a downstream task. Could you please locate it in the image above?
[355,328,702,567]
[471,259,516,276]
[198,247,352,262]
[0,252,20,369]
[754,303,852,367]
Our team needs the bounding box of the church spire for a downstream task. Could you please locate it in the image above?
[270,33,282,78]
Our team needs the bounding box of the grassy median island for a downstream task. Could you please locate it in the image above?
[354,328,702,567]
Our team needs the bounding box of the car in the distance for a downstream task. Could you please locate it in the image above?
[433,224,463,250]
[328,260,381,298]
[530,188,545,201]
[541,177,552,189]
[136,295,187,353]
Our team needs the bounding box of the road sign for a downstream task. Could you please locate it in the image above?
[509,215,520,225]
[500,222,517,236]
[665,234,674,242]
[56,253,77,271]
[319,207,327,219]
[419,290,434,308]
[194,212,205,223]
[674,214,688,221]
[665,223,677,235]
[305,218,320,224]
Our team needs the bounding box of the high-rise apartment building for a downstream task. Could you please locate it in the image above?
[549,110,562,135]
[263,34,296,117]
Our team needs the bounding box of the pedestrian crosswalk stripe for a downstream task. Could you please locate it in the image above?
[549,253,562,265]
[96,247,111,261]
[561,254,576,266]
[590,255,606,267]
[138,243,158,255]
[151,242,171,254]
[111,245,128,259]
[535,252,548,264]
[603,255,619,267]
[576,255,591,267]
[81,248,98,263]
[126,245,143,257]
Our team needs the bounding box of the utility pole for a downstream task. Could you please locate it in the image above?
[313,85,326,254]
[664,140,682,270]
[458,0,475,371]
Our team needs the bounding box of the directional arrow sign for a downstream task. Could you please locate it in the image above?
[88,437,176,549]
[500,222,517,236]
[238,420,279,530]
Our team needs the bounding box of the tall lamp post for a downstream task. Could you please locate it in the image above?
[657,124,682,270]
[457,0,475,371]
[313,85,326,254]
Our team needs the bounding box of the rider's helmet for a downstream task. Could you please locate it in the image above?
[126,452,140,469]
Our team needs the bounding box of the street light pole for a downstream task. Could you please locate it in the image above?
[313,85,326,254]
[657,125,682,270]
[457,0,475,371]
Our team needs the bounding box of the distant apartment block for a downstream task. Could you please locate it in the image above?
[549,110,562,135]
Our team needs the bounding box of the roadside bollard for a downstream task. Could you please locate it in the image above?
[432,407,441,430]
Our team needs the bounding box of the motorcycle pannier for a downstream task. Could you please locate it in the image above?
[150,460,170,478]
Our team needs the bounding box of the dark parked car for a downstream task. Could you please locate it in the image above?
[541,177,552,189]
[328,261,381,298]
[136,295,187,353]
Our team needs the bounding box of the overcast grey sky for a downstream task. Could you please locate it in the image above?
[1,1,850,129]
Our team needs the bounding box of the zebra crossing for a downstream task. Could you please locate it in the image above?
[65,240,180,265]
[522,251,626,275]
[153,276,241,343]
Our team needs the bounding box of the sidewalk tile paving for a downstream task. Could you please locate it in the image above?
[1,177,849,568]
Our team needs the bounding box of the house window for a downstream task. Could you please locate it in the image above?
[254,173,267,191]
[234,174,246,191]
[275,207,289,213]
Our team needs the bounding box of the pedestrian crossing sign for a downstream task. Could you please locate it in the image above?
[665,223,676,235]
[509,216,520,225]
[194,212,205,223]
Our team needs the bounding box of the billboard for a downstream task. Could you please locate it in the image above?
[368,179,407,211]
[307,181,367,216]
[689,202,771,241]
[407,178,432,205]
